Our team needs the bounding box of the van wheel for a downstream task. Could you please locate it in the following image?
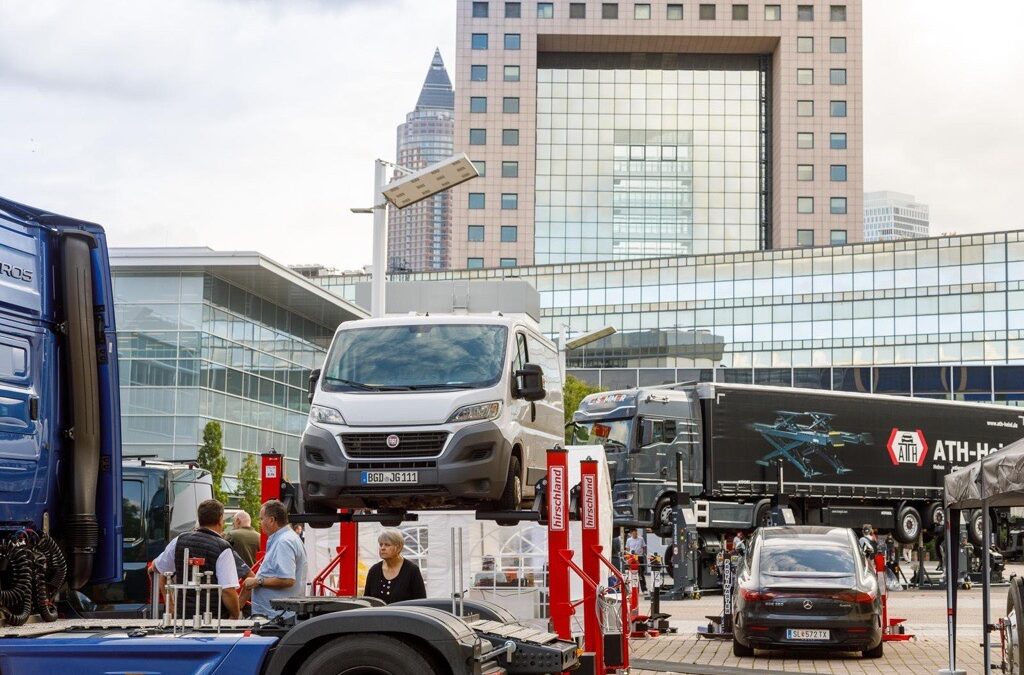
[493,456,522,525]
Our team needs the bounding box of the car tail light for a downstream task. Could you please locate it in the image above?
[834,590,877,604]
[748,625,769,632]
[740,588,774,602]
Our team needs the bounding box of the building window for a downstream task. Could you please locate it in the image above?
[472,1,489,18]
[635,3,651,19]
[504,33,521,49]
[830,100,847,117]
[667,4,683,19]
[797,164,814,181]
[472,160,486,176]
[830,132,848,149]
[830,36,847,53]
[830,197,848,214]
[732,4,748,20]
[470,96,487,113]
[537,2,553,18]
[500,226,518,242]
[501,161,519,177]
[797,68,813,85]
[765,4,781,20]
[797,100,814,117]
[570,2,586,18]
[797,229,815,247]
[831,229,848,245]
[504,65,520,82]
[797,36,813,53]
[699,4,715,19]
[505,1,521,17]
[501,193,518,209]
[471,65,488,81]
[468,193,485,209]
[797,132,814,149]
[499,258,517,268]
[602,3,618,18]
[502,128,519,145]
[797,4,813,20]
[503,96,520,113]
[797,197,814,214]
[467,257,485,269]
[830,164,847,181]
[469,128,487,145]
[468,225,485,242]
[830,68,847,85]
[471,33,488,49]
[830,4,847,21]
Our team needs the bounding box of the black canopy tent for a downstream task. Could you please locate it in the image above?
[943,437,1024,674]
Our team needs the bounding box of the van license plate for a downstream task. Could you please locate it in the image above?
[785,629,829,641]
[361,471,418,485]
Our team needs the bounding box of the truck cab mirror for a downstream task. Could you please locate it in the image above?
[639,418,655,447]
[307,368,321,403]
[514,363,546,402]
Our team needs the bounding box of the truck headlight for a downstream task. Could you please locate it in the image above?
[446,401,501,424]
[309,405,345,425]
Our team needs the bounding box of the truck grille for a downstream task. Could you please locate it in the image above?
[341,432,449,459]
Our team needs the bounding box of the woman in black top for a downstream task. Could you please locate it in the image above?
[363,528,426,604]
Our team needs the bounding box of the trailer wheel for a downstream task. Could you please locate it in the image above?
[969,510,985,546]
[296,635,440,675]
[925,502,945,530]
[1007,578,1024,675]
[894,505,922,544]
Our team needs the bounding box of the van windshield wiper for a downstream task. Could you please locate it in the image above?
[322,377,410,392]
[405,383,475,390]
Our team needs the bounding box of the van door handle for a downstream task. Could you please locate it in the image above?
[530,402,536,423]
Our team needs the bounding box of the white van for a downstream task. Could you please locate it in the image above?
[299,314,562,518]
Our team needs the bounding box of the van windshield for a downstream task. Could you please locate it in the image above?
[322,324,508,391]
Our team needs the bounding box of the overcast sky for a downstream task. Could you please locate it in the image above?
[1,0,1021,271]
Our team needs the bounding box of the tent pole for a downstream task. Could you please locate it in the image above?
[982,504,992,675]
[942,507,961,675]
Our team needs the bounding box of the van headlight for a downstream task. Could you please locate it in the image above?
[446,401,501,424]
[309,405,345,425]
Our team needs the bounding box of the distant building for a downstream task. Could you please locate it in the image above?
[864,191,929,241]
[388,49,455,272]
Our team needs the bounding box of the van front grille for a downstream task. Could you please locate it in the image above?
[341,432,449,459]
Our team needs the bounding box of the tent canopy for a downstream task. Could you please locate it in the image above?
[944,436,1024,509]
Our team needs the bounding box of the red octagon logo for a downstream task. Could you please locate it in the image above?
[886,428,929,467]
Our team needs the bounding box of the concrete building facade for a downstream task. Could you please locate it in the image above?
[451,0,863,269]
[388,49,456,272]
[865,190,930,241]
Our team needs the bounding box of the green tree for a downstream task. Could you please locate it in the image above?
[563,375,604,443]
[197,421,227,503]
[238,454,261,531]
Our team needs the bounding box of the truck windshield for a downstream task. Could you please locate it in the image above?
[571,420,632,450]
[322,324,509,391]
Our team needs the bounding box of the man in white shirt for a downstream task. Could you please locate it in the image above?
[625,527,648,593]
[243,499,307,617]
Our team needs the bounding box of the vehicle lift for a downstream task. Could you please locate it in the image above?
[753,410,871,478]
[260,449,632,674]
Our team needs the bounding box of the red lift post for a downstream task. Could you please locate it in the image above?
[546,447,572,639]
[260,452,283,554]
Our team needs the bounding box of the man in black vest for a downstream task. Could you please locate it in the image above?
[153,499,240,619]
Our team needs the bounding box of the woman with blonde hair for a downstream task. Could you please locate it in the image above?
[363,528,426,604]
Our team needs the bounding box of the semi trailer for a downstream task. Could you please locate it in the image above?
[0,196,579,675]
[572,381,1024,545]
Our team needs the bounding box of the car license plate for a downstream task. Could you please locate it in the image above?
[785,629,830,641]
[360,471,418,485]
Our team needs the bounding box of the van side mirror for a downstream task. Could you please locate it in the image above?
[514,363,546,402]
[307,369,321,403]
[639,418,655,447]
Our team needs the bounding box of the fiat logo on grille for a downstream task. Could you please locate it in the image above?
[803,600,814,610]
[386,434,401,449]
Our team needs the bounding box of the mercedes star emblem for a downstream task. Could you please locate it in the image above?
[803,600,814,610]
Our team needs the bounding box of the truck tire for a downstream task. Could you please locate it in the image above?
[493,456,522,525]
[925,502,945,530]
[968,510,986,546]
[894,505,922,544]
[1007,577,1024,675]
[654,496,675,537]
[296,635,439,675]
[753,502,772,528]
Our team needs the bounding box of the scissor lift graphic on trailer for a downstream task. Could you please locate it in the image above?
[753,411,872,478]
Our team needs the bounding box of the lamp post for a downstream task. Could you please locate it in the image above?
[350,153,479,318]
[559,324,617,380]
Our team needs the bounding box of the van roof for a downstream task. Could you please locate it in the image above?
[335,313,539,331]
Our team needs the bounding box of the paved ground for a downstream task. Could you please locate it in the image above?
[623,561,1010,674]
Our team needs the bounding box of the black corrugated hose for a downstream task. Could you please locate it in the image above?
[0,532,68,624]
[33,533,67,621]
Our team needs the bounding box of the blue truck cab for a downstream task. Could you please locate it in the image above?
[0,196,122,589]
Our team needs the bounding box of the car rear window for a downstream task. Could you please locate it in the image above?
[760,544,856,574]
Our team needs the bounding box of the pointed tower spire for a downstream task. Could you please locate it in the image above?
[415,48,454,111]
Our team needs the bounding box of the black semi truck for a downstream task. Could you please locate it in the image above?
[571,382,1024,545]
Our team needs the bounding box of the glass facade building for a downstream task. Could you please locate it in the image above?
[112,248,366,486]
[316,229,1024,405]
[535,62,762,263]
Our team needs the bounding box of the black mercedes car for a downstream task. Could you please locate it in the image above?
[732,526,883,658]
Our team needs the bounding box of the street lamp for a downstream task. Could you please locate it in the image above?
[559,325,617,379]
[350,154,479,318]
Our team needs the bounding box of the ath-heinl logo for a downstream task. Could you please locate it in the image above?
[886,428,929,466]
